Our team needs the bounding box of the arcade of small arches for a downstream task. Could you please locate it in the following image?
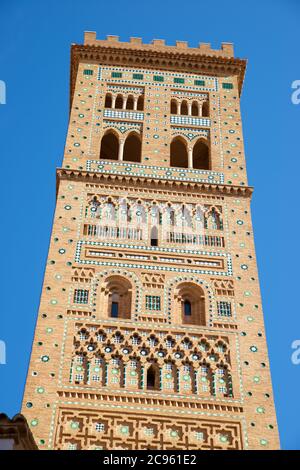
[87,196,223,232]
[104,92,144,111]
[99,130,210,170]
[170,98,209,117]
[72,325,233,398]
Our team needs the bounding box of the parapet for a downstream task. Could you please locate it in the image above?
[83,31,234,58]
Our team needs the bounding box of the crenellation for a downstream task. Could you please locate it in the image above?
[83,31,235,58]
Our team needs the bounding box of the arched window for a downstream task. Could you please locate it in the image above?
[101,275,132,320]
[181,100,188,115]
[170,99,177,114]
[202,101,209,117]
[181,205,192,228]
[170,137,188,168]
[115,94,123,109]
[123,133,141,162]
[146,364,160,390]
[204,207,223,230]
[193,139,210,170]
[169,208,176,226]
[99,131,119,160]
[191,101,199,116]
[126,95,134,110]
[175,282,206,326]
[104,93,112,108]
[103,201,116,222]
[137,95,144,110]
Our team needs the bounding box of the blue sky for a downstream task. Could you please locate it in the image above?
[0,0,299,450]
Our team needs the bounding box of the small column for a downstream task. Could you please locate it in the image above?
[188,147,193,169]
[112,95,116,109]
[133,97,138,111]
[199,103,203,117]
[187,102,192,116]
[122,97,127,110]
[118,139,125,161]
[177,101,181,115]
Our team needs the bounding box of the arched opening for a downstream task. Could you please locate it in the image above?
[170,137,188,168]
[202,101,209,117]
[175,282,206,326]
[170,99,177,114]
[104,94,112,108]
[181,100,188,115]
[169,208,175,226]
[146,364,160,390]
[193,139,210,170]
[150,226,158,246]
[115,94,123,109]
[126,95,134,110]
[99,131,119,161]
[204,207,223,230]
[191,101,199,116]
[123,133,141,162]
[137,95,144,110]
[100,275,132,320]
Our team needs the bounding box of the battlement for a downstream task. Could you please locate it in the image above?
[83,31,234,58]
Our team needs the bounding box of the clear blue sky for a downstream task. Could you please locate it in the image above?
[0,0,299,450]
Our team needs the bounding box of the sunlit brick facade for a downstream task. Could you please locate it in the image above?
[22,31,279,450]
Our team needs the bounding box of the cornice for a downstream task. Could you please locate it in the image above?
[56,167,253,198]
[70,43,246,108]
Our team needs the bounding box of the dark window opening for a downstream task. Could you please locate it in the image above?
[184,300,192,316]
[111,301,119,318]
[147,366,157,389]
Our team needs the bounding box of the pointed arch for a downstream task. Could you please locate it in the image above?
[123,132,141,162]
[192,139,210,170]
[99,131,119,161]
[146,363,160,390]
[170,137,188,168]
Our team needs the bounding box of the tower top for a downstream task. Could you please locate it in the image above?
[70,32,247,105]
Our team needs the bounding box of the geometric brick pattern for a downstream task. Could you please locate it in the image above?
[54,408,243,450]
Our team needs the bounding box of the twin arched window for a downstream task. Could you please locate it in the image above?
[170,137,210,170]
[100,131,142,162]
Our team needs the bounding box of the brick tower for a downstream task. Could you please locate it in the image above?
[22,32,279,450]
